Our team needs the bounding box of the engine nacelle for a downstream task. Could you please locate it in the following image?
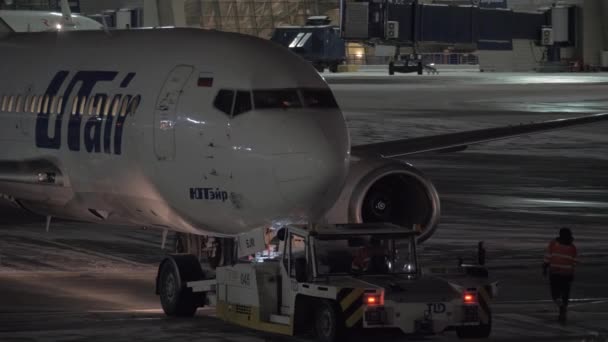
[323,157,440,243]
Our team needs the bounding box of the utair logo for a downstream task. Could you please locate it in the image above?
[35,71,141,155]
[190,188,229,202]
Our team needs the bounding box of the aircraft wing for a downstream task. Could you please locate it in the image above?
[352,112,608,158]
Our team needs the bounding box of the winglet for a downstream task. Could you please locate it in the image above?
[100,14,111,36]
[0,14,14,37]
[60,0,75,27]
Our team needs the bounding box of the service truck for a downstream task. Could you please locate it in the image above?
[156,223,494,342]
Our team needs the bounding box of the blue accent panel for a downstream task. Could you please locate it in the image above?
[113,95,132,155]
[35,71,69,149]
[120,73,136,88]
[62,71,117,151]
[67,114,83,151]
[84,116,102,152]
[104,95,120,154]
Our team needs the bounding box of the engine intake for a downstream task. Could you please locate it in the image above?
[323,158,440,243]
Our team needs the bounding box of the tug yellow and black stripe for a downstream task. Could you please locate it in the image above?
[337,288,365,328]
[477,286,492,324]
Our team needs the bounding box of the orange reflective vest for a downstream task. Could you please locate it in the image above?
[352,248,370,271]
[544,239,577,275]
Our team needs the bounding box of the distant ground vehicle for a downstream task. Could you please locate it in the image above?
[271,16,346,73]
[157,223,495,342]
[389,54,439,75]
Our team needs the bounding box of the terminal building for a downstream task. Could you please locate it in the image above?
[2,0,608,71]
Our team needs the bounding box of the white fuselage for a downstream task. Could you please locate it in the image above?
[0,29,350,236]
[0,10,103,32]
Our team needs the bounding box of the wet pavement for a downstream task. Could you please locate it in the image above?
[1,72,607,341]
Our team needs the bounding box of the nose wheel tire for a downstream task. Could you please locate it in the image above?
[159,260,199,317]
[314,300,344,342]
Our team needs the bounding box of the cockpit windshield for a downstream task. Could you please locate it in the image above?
[253,89,302,109]
[301,88,339,108]
[213,88,338,116]
[315,235,417,276]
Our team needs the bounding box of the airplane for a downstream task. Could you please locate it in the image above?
[0,25,607,315]
[0,0,102,32]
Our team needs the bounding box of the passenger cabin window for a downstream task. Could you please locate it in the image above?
[71,97,79,115]
[24,96,32,113]
[57,96,64,114]
[49,96,58,114]
[119,96,131,117]
[128,95,141,115]
[42,95,50,114]
[253,89,301,109]
[103,97,112,116]
[86,97,96,116]
[0,96,6,112]
[79,97,88,115]
[7,96,14,112]
[110,95,122,117]
[35,96,42,113]
[233,91,252,116]
[30,96,39,113]
[15,96,23,113]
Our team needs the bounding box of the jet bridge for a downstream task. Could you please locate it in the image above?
[340,0,575,51]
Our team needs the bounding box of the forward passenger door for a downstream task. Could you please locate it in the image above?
[153,65,194,161]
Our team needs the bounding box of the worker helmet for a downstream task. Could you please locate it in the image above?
[559,227,573,241]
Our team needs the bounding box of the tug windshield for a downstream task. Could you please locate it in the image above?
[314,235,417,276]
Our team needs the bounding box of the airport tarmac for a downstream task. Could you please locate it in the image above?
[1,71,607,342]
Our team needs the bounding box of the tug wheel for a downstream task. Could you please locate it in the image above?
[158,256,202,317]
[315,300,344,342]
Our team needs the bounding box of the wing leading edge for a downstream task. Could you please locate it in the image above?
[352,112,608,158]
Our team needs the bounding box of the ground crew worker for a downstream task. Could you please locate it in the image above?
[352,238,389,273]
[543,227,577,324]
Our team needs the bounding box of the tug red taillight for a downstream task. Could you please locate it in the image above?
[463,291,477,304]
[365,294,382,306]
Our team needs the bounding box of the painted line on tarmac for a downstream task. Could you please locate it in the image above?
[87,307,215,314]
[497,313,595,335]
[570,300,608,308]
[496,298,608,305]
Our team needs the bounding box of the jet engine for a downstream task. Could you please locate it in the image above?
[323,157,440,243]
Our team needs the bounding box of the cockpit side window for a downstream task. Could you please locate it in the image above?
[301,89,339,108]
[233,91,252,117]
[253,89,302,109]
[213,89,235,115]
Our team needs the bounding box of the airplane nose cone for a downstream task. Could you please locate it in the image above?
[273,110,350,219]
